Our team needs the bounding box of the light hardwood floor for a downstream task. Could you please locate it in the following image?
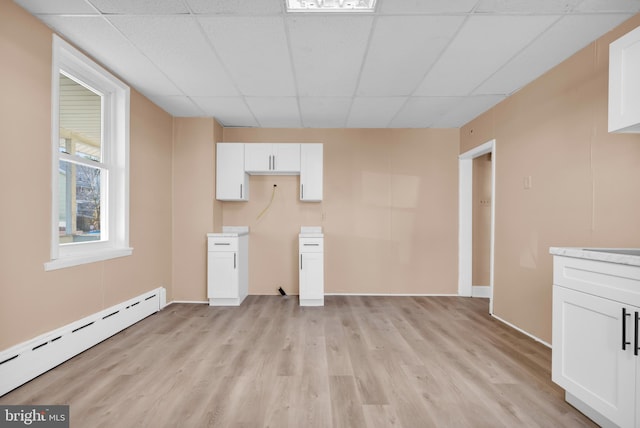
[1,296,595,427]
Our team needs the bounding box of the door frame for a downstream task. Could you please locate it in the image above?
[458,139,496,314]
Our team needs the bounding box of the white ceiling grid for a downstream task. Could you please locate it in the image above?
[14,0,640,128]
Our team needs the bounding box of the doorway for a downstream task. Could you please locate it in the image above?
[458,140,496,314]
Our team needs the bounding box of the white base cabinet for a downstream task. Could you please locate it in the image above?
[299,231,324,306]
[207,228,249,306]
[551,254,640,428]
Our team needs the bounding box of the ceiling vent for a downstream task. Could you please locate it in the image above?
[285,0,377,13]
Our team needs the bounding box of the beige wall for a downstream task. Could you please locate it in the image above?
[461,14,640,343]
[472,154,492,286]
[222,128,460,296]
[0,1,173,350]
[172,118,223,301]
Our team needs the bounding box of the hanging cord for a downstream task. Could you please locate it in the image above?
[256,184,277,221]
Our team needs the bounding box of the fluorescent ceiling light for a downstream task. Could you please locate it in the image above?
[285,0,377,13]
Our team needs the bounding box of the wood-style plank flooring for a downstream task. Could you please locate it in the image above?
[0,296,596,427]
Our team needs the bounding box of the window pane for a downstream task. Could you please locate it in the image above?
[59,160,102,243]
[58,74,102,161]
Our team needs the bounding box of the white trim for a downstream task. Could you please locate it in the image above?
[0,288,163,396]
[167,300,208,305]
[491,313,551,348]
[44,247,133,271]
[48,35,131,270]
[324,293,459,297]
[472,286,491,298]
[459,140,496,313]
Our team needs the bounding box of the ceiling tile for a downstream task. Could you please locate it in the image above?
[198,17,296,96]
[14,0,98,14]
[245,97,302,128]
[437,95,504,127]
[38,16,182,97]
[88,0,189,14]
[108,16,238,96]
[299,97,352,128]
[287,15,374,96]
[573,0,640,12]
[474,14,633,95]
[186,0,284,15]
[146,95,205,116]
[414,15,558,97]
[357,16,465,96]
[389,97,461,128]
[192,97,259,127]
[474,0,580,13]
[379,0,478,14]
[347,97,407,128]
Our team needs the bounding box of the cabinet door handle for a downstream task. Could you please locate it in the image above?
[623,308,631,350]
[303,243,319,246]
[234,253,236,269]
[635,311,639,356]
[300,254,303,270]
[214,243,230,246]
[272,155,276,171]
[240,184,243,199]
[301,184,304,199]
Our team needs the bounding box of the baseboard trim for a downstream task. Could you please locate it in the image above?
[166,300,208,306]
[491,313,551,348]
[0,288,164,397]
[471,285,491,298]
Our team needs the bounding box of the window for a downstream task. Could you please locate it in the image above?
[46,36,131,271]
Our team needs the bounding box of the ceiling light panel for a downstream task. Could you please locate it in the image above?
[286,0,377,13]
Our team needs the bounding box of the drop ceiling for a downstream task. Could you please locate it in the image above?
[13,0,640,128]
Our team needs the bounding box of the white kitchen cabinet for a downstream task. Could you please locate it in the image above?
[551,251,640,428]
[244,143,300,174]
[207,228,249,306]
[216,143,248,201]
[300,143,323,202]
[299,229,324,306]
[609,25,640,133]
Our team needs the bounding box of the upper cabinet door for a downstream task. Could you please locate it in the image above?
[273,144,301,173]
[216,143,248,201]
[609,25,640,133]
[300,143,323,202]
[244,143,300,174]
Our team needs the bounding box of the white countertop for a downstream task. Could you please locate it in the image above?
[550,247,640,267]
[207,226,249,237]
[300,226,323,238]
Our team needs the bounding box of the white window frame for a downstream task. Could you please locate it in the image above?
[45,36,131,271]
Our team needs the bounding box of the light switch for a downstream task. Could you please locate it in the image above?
[523,176,532,190]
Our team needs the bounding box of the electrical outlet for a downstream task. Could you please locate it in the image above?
[523,175,532,190]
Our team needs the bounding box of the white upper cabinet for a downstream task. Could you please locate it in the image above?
[216,143,248,201]
[244,143,301,174]
[609,25,640,133]
[300,143,323,202]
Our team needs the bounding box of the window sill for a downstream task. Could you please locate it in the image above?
[44,247,133,271]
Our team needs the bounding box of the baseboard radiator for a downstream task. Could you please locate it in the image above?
[0,287,166,396]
